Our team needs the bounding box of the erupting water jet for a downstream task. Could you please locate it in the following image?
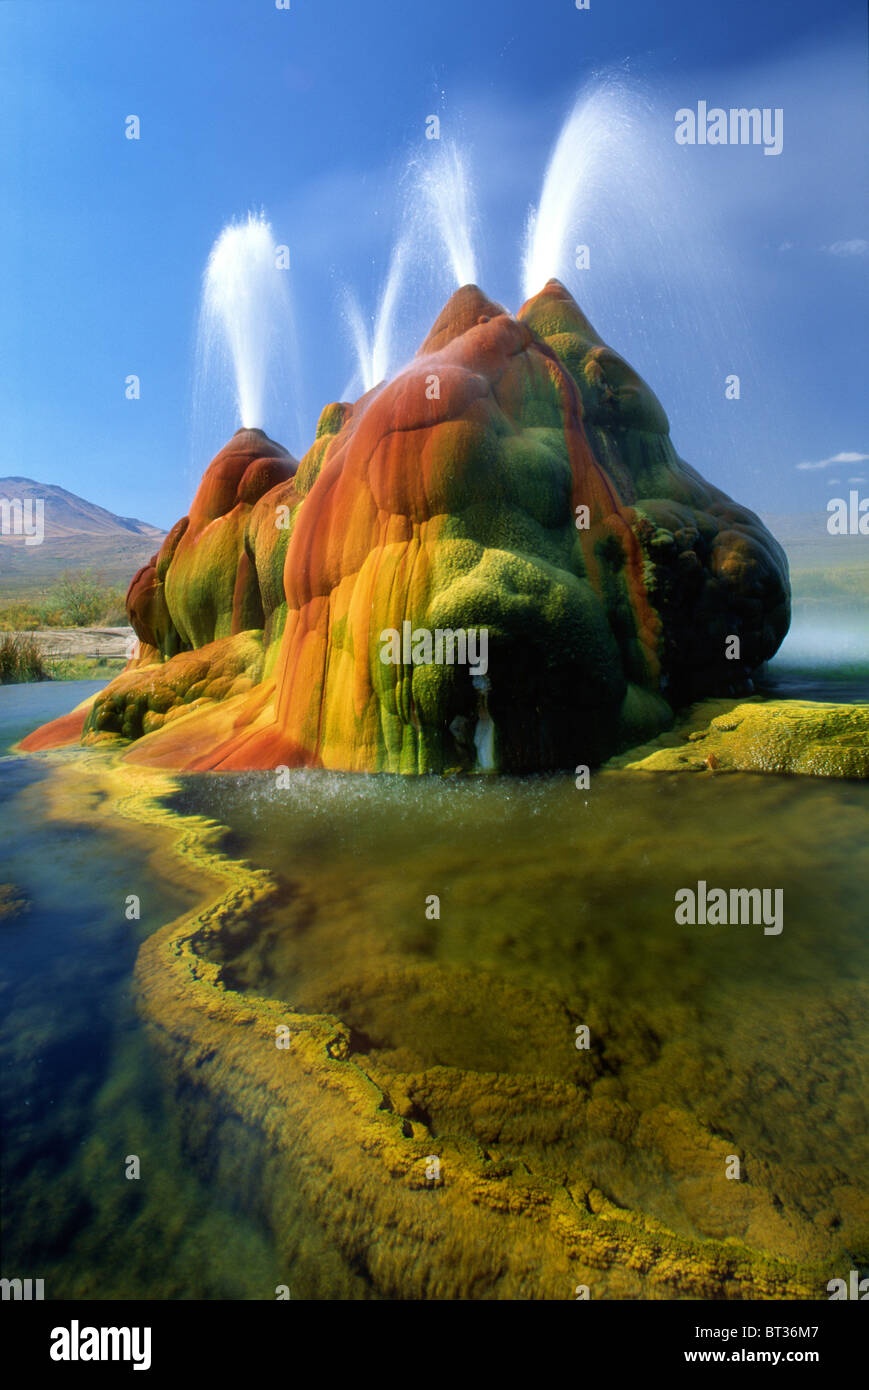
[522,80,640,300]
[416,140,479,289]
[343,237,409,394]
[197,211,292,432]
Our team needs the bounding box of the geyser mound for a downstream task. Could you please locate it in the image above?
[24,281,790,773]
[126,426,297,660]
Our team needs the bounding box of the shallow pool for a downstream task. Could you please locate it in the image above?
[1,676,867,1298]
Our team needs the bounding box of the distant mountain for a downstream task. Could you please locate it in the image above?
[0,477,166,597]
[0,477,165,542]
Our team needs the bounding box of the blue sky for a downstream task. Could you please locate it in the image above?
[1,0,866,530]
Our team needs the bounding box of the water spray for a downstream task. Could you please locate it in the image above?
[198,211,290,430]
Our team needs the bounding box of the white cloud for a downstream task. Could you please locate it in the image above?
[848,476,866,484]
[796,451,869,471]
[825,238,868,256]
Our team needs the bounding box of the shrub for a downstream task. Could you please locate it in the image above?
[39,569,127,627]
[0,602,50,631]
[0,633,51,683]
[47,655,126,682]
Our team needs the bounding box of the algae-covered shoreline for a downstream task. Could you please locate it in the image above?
[4,726,865,1299]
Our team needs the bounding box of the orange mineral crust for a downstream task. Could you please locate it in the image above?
[18,703,92,752]
[26,282,790,774]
